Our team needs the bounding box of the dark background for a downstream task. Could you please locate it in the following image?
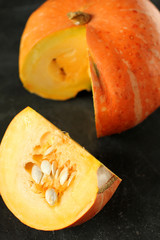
[0,0,160,239]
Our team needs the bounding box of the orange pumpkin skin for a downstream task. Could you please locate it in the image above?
[19,0,160,137]
[71,179,120,227]
[87,1,160,136]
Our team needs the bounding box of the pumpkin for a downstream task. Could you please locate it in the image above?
[0,107,121,230]
[19,0,160,137]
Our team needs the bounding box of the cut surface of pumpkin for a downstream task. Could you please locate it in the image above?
[20,26,91,100]
[0,107,121,230]
[19,0,160,137]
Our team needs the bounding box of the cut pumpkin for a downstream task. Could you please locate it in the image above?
[19,0,160,136]
[0,107,121,230]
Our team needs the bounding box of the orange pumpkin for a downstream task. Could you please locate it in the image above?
[19,0,160,137]
[0,107,121,230]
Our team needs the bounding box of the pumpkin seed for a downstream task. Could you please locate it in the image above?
[31,165,43,184]
[67,173,75,187]
[44,146,54,156]
[40,174,45,185]
[45,188,57,206]
[51,162,57,176]
[41,160,51,175]
[59,167,69,185]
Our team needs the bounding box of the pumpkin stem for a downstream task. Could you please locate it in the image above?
[67,11,92,25]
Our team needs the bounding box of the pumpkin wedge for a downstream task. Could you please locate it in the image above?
[19,0,160,137]
[0,107,121,230]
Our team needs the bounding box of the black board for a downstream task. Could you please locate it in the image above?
[0,0,160,239]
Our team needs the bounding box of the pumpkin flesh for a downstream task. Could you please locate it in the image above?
[20,27,91,100]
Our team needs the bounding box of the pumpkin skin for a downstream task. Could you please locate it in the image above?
[0,107,121,230]
[19,0,160,137]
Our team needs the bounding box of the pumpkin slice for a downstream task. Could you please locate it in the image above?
[0,107,121,230]
[19,0,160,137]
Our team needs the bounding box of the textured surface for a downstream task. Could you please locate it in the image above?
[0,0,160,239]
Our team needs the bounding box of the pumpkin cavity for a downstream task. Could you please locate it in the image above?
[25,131,77,206]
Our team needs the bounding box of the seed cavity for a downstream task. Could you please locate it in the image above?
[32,154,43,162]
[40,131,51,146]
[31,165,43,184]
[45,188,57,206]
[59,167,69,185]
[25,162,34,173]
[27,131,77,206]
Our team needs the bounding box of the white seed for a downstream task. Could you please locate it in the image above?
[31,165,43,184]
[41,160,51,175]
[40,175,45,185]
[55,169,60,179]
[67,173,75,187]
[51,162,57,176]
[45,188,57,206]
[44,145,54,156]
[59,167,69,185]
